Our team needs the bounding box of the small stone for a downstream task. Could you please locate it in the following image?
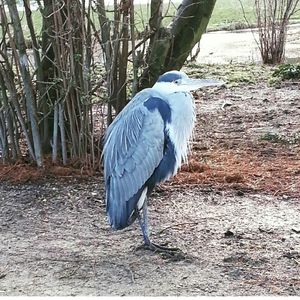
[224,230,234,237]
[236,190,244,196]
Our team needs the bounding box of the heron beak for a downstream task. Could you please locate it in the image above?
[182,78,225,91]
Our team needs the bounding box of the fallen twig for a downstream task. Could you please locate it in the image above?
[58,266,81,280]
[293,258,300,265]
[0,162,19,177]
[292,284,298,294]
[127,266,135,284]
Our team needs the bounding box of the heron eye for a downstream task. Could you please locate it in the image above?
[174,79,180,84]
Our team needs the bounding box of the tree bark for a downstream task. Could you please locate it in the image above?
[0,71,18,160]
[167,0,217,69]
[139,0,217,90]
[0,64,36,161]
[117,1,130,113]
[39,0,57,154]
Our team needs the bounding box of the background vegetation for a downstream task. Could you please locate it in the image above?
[0,0,299,169]
[18,0,300,37]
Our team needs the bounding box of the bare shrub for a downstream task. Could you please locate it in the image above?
[0,0,103,168]
[254,0,300,64]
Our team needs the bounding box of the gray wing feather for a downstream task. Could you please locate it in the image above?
[103,102,165,207]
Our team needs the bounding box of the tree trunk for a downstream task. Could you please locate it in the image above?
[139,0,217,90]
[167,0,216,69]
[0,72,18,160]
[116,0,130,113]
[39,0,57,154]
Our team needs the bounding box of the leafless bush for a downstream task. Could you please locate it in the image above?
[255,0,300,64]
[0,0,105,168]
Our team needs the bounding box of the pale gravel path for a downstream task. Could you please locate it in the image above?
[197,24,300,64]
[0,180,299,296]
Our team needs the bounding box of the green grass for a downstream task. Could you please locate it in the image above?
[183,63,274,86]
[210,0,300,31]
[260,132,300,144]
[209,0,256,30]
[134,0,258,31]
[19,0,300,39]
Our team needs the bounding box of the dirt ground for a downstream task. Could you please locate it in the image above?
[0,64,300,295]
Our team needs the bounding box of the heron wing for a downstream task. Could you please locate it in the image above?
[103,98,165,227]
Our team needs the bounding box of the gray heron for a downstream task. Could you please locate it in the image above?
[103,70,223,253]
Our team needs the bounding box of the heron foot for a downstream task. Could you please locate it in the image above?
[146,242,180,252]
[136,241,186,260]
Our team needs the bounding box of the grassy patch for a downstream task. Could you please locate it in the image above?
[261,132,300,144]
[183,63,273,85]
[18,0,300,40]
[209,0,256,31]
[272,64,300,80]
[210,0,300,31]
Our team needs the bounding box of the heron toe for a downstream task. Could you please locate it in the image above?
[136,240,185,259]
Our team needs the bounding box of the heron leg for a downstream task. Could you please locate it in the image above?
[137,203,181,254]
[137,202,151,245]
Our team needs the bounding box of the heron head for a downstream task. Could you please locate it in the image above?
[153,70,224,93]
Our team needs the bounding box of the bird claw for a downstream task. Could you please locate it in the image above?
[149,242,180,252]
[136,241,186,260]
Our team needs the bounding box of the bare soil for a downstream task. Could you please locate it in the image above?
[0,64,300,296]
